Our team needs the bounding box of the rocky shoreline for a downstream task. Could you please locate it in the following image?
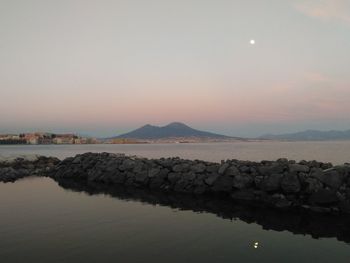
[2,152,350,214]
[0,155,59,182]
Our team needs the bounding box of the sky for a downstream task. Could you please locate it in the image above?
[0,0,349,137]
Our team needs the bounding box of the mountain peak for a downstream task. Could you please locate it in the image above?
[113,122,234,140]
[164,122,189,128]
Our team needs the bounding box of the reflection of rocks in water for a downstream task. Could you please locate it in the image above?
[0,156,59,182]
[52,153,350,214]
[55,178,350,245]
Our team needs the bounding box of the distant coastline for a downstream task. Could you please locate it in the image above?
[0,133,98,145]
[3,123,350,145]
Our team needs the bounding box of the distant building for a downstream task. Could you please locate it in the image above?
[0,132,97,145]
[53,135,74,144]
[24,134,40,145]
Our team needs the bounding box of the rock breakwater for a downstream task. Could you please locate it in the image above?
[51,152,350,214]
[0,155,59,182]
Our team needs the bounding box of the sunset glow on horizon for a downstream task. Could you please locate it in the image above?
[1,0,349,137]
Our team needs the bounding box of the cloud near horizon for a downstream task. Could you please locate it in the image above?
[295,0,350,24]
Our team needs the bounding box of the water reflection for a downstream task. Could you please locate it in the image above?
[54,178,350,245]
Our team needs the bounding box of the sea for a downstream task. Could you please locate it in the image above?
[0,141,350,263]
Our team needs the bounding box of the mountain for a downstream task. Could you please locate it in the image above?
[260,129,350,141]
[113,122,235,140]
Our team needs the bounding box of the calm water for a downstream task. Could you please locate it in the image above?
[0,140,350,164]
[1,142,350,262]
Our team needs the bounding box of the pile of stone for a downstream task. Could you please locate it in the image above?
[51,152,350,214]
[0,155,60,182]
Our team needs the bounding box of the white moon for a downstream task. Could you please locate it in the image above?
[250,39,255,45]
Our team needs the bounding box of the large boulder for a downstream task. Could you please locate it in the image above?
[134,171,149,185]
[304,178,323,193]
[204,173,219,186]
[262,173,283,192]
[289,164,310,173]
[168,172,181,185]
[172,163,190,173]
[218,163,230,175]
[212,175,234,192]
[281,173,301,193]
[322,169,344,189]
[120,159,136,171]
[206,164,219,173]
[258,163,285,176]
[149,169,168,189]
[225,166,240,176]
[174,178,192,193]
[148,167,161,178]
[191,163,206,173]
[232,174,253,189]
[311,168,344,189]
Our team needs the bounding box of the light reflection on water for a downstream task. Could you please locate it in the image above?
[0,177,349,263]
[1,142,350,262]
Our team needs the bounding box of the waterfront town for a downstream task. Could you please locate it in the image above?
[0,133,98,145]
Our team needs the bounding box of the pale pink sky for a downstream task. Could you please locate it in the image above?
[0,0,349,137]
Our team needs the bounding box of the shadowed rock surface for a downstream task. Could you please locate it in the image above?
[2,152,350,215]
[54,178,350,244]
[0,155,59,182]
[50,152,350,214]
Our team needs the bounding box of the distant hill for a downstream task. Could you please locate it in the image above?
[112,122,236,140]
[260,129,350,141]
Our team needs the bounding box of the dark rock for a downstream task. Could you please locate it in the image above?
[174,178,192,192]
[8,152,350,214]
[254,176,264,189]
[262,174,283,192]
[309,190,339,205]
[259,163,285,176]
[309,206,332,213]
[134,171,149,185]
[206,165,219,173]
[191,163,206,173]
[281,173,301,193]
[304,178,323,193]
[149,169,168,189]
[204,173,219,186]
[277,158,289,164]
[225,166,240,176]
[120,159,135,171]
[231,190,255,201]
[212,175,233,192]
[193,185,207,195]
[133,161,146,174]
[168,172,181,185]
[338,201,350,214]
[184,171,197,181]
[239,165,250,173]
[218,163,230,175]
[289,164,310,173]
[111,171,126,184]
[0,167,20,182]
[148,168,161,178]
[275,199,292,209]
[312,168,344,189]
[173,163,190,173]
[322,169,344,189]
[232,174,253,189]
